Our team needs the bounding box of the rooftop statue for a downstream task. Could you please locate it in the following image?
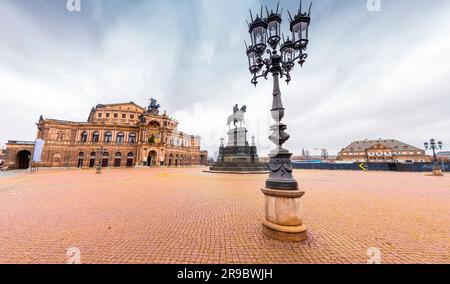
[148,98,160,111]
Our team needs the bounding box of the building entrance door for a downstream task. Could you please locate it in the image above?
[148,151,157,167]
[16,150,31,169]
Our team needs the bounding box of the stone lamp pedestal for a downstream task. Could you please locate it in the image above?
[432,167,443,176]
[261,188,307,241]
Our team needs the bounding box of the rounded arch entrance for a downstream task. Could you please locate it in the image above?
[101,152,109,168]
[147,150,157,167]
[77,152,84,168]
[89,152,96,168]
[200,153,207,165]
[168,153,173,167]
[126,152,134,167]
[114,152,122,167]
[16,150,31,169]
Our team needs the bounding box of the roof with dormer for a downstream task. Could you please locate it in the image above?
[339,139,422,153]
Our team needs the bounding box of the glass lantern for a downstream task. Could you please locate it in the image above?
[290,6,311,51]
[266,13,281,49]
[249,16,267,55]
[280,38,295,62]
[246,45,259,75]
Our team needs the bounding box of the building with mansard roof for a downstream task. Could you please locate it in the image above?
[337,139,430,163]
[4,99,208,169]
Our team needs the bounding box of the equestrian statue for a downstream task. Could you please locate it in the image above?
[227,104,247,128]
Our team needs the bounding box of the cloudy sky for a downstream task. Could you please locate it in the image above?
[1,0,449,158]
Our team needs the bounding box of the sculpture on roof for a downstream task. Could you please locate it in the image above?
[148,98,160,111]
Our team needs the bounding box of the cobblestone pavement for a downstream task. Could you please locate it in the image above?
[0,169,28,179]
[0,167,448,264]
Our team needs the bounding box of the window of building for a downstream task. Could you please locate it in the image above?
[129,133,136,144]
[98,113,102,118]
[92,131,100,143]
[130,115,134,119]
[106,113,110,118]
[105,132,112,143]
[80,131,88,143]
[122,114,126,119]
[114,113,118,118]
[117,133,124,144]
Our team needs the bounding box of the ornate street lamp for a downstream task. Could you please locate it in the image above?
[246,1,311,189]
[245,1,312,241]
[424,138,444,176]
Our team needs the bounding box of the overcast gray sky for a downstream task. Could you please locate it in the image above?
[1,0,449,157]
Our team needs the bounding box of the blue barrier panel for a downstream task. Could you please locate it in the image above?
[292,162,450,172]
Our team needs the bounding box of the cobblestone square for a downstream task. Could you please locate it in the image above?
[0,168,448,264]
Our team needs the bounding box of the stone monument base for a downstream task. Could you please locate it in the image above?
[209,127,268,174]
[209,160,268,173]
[260,187,307,242]
[432,168,444,176]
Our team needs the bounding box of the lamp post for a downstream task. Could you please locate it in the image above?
[424,139,443,176]
[96,146,106,174]
[245,1,312,241]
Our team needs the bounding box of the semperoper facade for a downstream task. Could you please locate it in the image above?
[4,99,208,169]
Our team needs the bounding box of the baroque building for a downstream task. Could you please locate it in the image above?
[4,99,208,169]
[337,139,429,163]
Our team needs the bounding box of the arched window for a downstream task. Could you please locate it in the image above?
[92,131,100,143]
[116,133,124,144]
[105,132,112,143]
[80,132,88,143]
[90,152,96,158]
[127,152,134,158]
[129,133,136,144]
[78,152,85,158]
[115,152,122,158]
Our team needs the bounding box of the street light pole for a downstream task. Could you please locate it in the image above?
[96,146,106,174]
[245,1,312,241]
[424,139,443,176]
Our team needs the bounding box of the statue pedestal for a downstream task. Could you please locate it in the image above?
[260,187,307,242]
[433,168,443,176]
[226,127,247,147]
[208,127,268,173]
